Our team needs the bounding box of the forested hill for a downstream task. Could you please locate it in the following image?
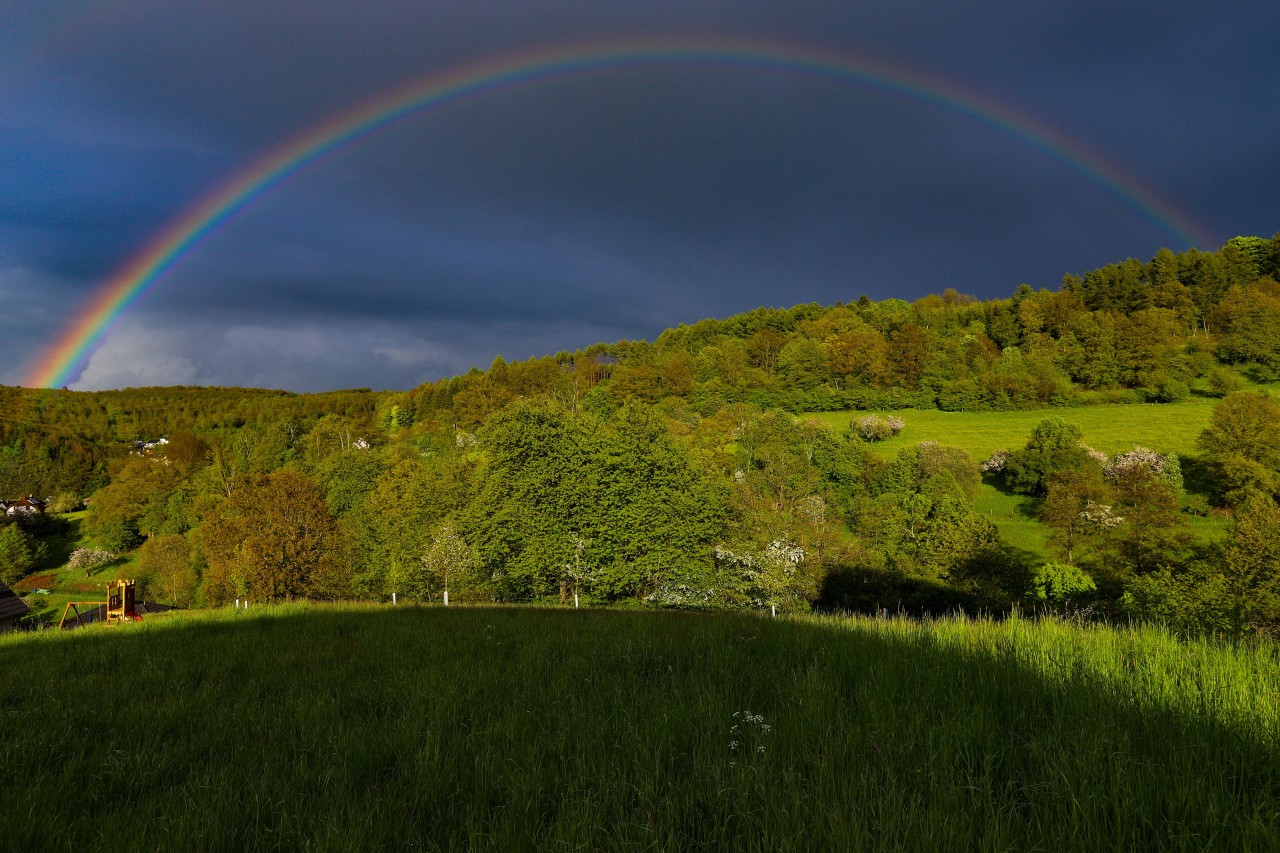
[0,386,381,499]
[2,233,1279,635]
[4,232,1278,469]
[406,234,1280,425]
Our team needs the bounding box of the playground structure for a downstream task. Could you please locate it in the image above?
[59,579,143,630]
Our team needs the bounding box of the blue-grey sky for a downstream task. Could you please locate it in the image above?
[2,0,1277,391]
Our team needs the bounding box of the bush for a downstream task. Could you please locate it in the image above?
[47,492,84,513]
[1153,378,1190,403]
[67,547,116,577]
[1207,367,1245,397]
[849,415,905,442]
[1030,562,1097,608]
[1120,565,1231,636]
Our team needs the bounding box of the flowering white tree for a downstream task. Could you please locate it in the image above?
[980,449,1010,474]
[715,539,806,616]
[1105,446,1184,495]
[67,547,115,578]
[850,415,905,442]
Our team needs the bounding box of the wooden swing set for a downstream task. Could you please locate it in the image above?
[59,579,142,630]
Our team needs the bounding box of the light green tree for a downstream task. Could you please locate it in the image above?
[715,540,807,617]
[421,524,479,607]
[1197,392,1280,504]
[1221,493,1280,636]
[1030,562,1097,611]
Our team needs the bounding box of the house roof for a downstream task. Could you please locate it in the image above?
[0,580,30,621]
[3,496,46,513]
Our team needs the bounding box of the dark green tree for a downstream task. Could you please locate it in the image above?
[1039,467,1114,565]
[1004,418,1090,496]
[0,523,38,585]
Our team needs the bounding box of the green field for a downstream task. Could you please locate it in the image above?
[3,605,1278,850]
[809,397,1221,461]
[810,399,1233,559]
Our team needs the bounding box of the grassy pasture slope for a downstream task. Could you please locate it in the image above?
[808,398,1218,462]
[3,605,1278,850]
[810,399,1225,558]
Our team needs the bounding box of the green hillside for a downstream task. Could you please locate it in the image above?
[3,605,1278,850]
[3,234,1280,635]
[811,398,1233,559]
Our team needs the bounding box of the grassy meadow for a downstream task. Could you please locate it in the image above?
[810,398,1231,559]
[808,397,1221,461]
[3,604,1278,850]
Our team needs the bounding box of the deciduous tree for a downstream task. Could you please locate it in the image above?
[1197,392,1280,504]
[1221,493,1280,636]
[421,523,479,606]
[198,470,346,603]
[138,533,196,607]
[1004,418,1090,496]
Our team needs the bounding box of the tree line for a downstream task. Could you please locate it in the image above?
[1,233,1278,635]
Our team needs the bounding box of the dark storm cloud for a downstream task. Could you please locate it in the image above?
[2,0,1278,390]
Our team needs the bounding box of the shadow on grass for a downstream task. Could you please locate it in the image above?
[817,564,980,615]
[2,605,1277,851]
[1179,454,1221,503]
[981,471,1042,519]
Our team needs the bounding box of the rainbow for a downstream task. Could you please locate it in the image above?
[24,36,1217,388]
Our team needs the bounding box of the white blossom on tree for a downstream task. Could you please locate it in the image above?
[421,524,478,607]
[714,539,806,616]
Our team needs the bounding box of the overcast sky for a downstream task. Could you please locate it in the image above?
[2,1,1277,392]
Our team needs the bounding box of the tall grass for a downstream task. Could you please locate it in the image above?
[3,605,1277,850]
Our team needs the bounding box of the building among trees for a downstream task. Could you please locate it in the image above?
[0,579,30,632]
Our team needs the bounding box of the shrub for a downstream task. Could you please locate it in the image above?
[849,414,905,442]
[1207,367,1245,397]
[47,492,84,513]
[1153,378,1190,403]
[1030,562,1097,608]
